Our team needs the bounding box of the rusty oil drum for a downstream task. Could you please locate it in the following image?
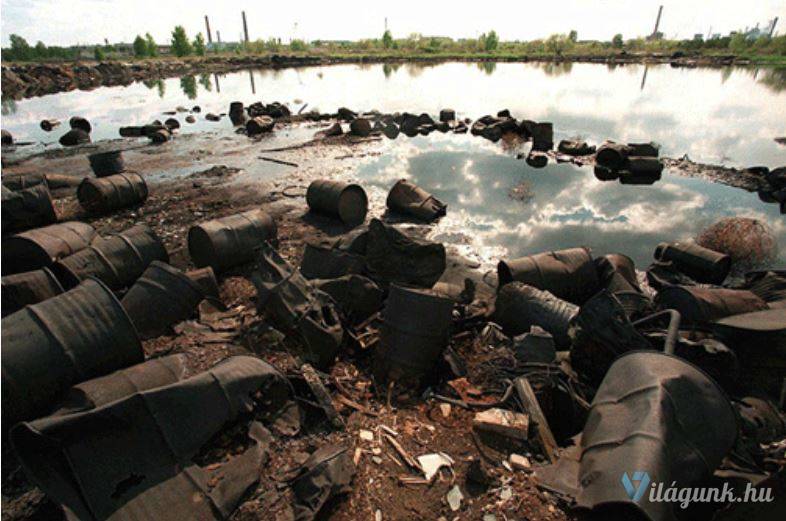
[186,266,220,300]
[1,268,64,317]
[188,209,277,273]
[77,172,148,215]
[374,284,453,387]
[654,241,731,285]
[306,179,368,227]
[52,224,168,290]
[2,183,58,234]
[87,150,125,177]
[121,261,204,339]
[1,278,143,427]
[497,247,599,305]
[1,222,97,275]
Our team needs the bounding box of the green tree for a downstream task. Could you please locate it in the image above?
[382,29,393,49]
[34,41,47,59]
[484,30,499,51]
[171,26,192,57]
[8,34,32,60]
[290,39,308,51]
[193,33,206,56]
[568,30,578,43]
[145,33,158,56]
[612,33,624,48]
[94,46,105,61]
[133,35,148,57]
[728,32,748,53]
[180,75,197,99]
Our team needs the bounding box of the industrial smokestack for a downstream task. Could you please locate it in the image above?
[652,5,663,37]
[770,17,779,37]
[205,16,213,44]
[242,11,249,43]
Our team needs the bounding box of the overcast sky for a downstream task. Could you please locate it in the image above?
[2,0,784,47]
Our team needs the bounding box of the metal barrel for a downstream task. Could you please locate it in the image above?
[188,209,277,273]
[655,286,768,324]
[246,116,274,135]
[69,116,92,133]
[52,224,168,290]
[40,119,61,132]
[121,261,204,339]
[497,247,598,305]
[185,266,220,300]
[77,172,148,215]
[530,122,554,151]
[594,253,641,294]
[386,179,447,222]
[374,284,453,387]
[1,268,64,317]
[87,150,125,177]
[1,278,143,428]
[1,183,58,234]
[595,143,630,170]
[492,282,578,347]
[59,129,90,147]
[2,172,47,191]
[306,179,368,227]
[654,241,732,285]
[627,156,663,175]
[1,221,97,275]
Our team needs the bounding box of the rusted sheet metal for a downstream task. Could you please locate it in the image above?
[375,284,453,387]
[1,221,97,275]
[252,245,344,368]
[11,356,299,521]
[1,278,143,428]
[314,274,383,326]
[497,247,598,305]
[306,179,368,227]
[537,351,737,521]
[185,266,221,300]
[1,183,58,234]
[77,172,148,215]
[1,267,64,317]
[492,282,578,347]
[121,261,204,339]
[299,240,367,280]
[53,224,168,290]
[655,286,768,324]
[386,179,447,222]
[188,209,277,274]
[739,270,786,308]
[654,241,731,285]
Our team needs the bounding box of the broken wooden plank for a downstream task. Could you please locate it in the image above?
[383,433,422,472]
[301,363,345,430]
[513,376,558,463]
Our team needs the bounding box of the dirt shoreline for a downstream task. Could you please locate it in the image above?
[0,51,766,100]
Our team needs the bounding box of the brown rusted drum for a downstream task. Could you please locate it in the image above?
[2,173,46,191]
[52,225,168,290]
[1,221,97,275]
[77,173,148,215]
[121,261,204,339]
[306,179,368,227]
[186,266,221,300]
[654,241,731,285]
[1,268,64,317]
[497,247,599,305]
[188,209,277,274]
[87,150,125,177]
[1,278,143,428]
[1,183,58,234]
[374,284,453,387]
[386,179,447,222]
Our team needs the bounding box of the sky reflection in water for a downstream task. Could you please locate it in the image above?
[2,62,785,167]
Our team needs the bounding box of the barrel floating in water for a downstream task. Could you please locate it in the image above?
[654,241,731,285]
[246,116,274,135]
[374,284,453,388]
[386,179,447,222]
[1,278,142,428]
[1,183,58,234]
[87,150,125,177]
[77,172,148,215]
[69,116,91,134]
[2,172,47,191]
[59,129,90,147]
[52,224,168,290]
[188,209,277,273]
[185,266,220,300]
[40,119,61,132]
[121,261,204,339]
[306,180,368,227]
[1,268,64,317]
[497,247,599,305]
[1,129,13,145]
[1,221,97,275]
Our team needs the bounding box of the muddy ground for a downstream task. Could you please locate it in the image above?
[0,120,777,521]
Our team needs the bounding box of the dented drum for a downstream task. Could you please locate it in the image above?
[77,172,148,215]
[1,268,64,317]
[87,150,125,177]
[1,183,58,234]
[654,241,731,285]
[188,209,277,273]
[1,221,97,275]
[1,278,143,427]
